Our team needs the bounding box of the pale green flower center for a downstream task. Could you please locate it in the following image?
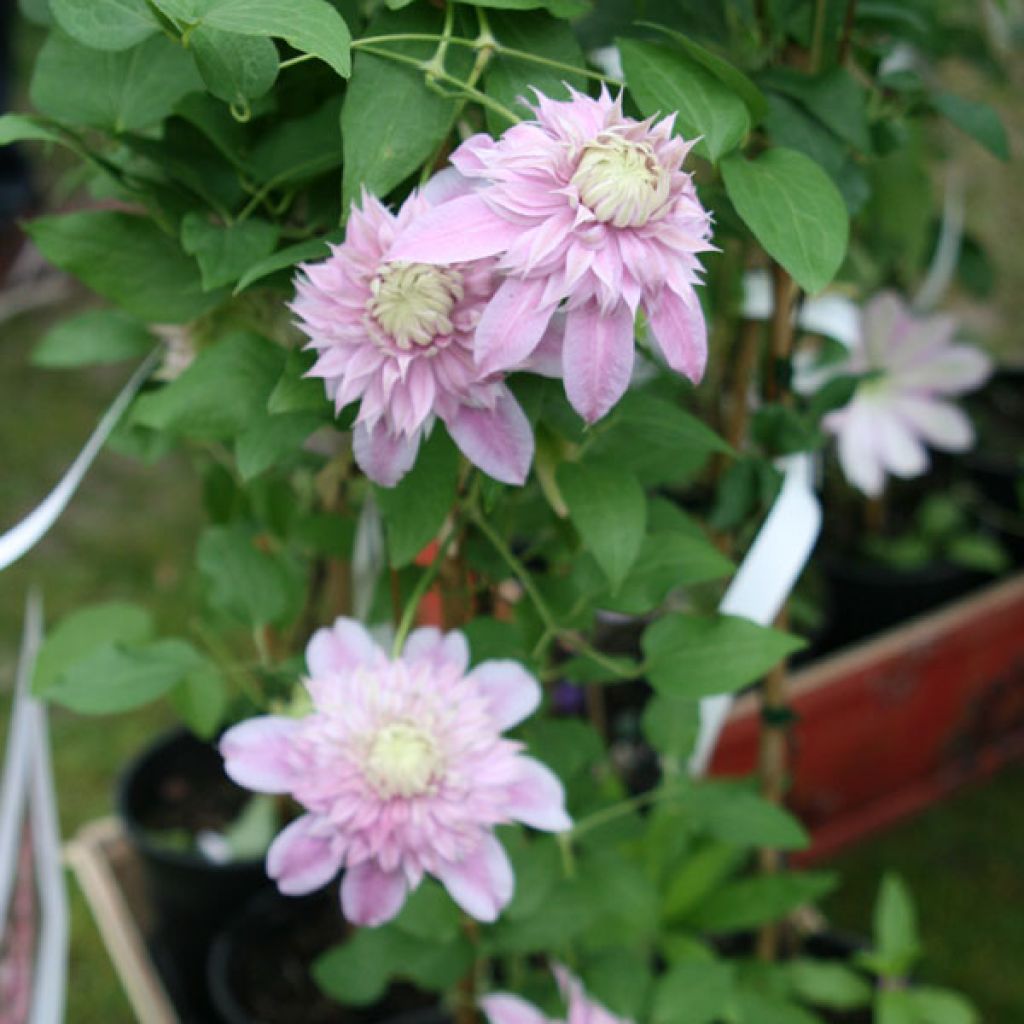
[369,262,464,350]
[571,134,671,229]
[366,722,442,798]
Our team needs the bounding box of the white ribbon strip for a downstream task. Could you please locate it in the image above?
[690,454,822,775]
[0,589,69,1024]
[0,350,161,573]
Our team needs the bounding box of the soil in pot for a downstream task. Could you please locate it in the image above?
[119,728,272,1022]
[209,889,451,1024]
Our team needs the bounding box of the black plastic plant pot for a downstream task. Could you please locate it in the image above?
[117,728,271,1022]
[208,888,453,1024]
[820,554,987,653]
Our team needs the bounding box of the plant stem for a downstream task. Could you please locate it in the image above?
[838,0,858,64]
[392,523,459,656]
[570,781,687,839]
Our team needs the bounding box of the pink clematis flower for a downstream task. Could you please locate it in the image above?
[293,184,559,487]
[822,292,992,497]
[220,618,571,927]
[389,87,714,424]
[482,965,632,1024]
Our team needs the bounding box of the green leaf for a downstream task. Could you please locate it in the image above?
[34,602,153,695]
[222,794,278,859]
[153,0,351,77]
[392,882,462,942]
[267,348,332,416]
[235,231,345,293]
[905,988,978,1024]
[636,22,768,122]
[484,10,586,133]
[619,38,750,162]
[189,26,279,106]
[247,94,344,185]
[558,462,646,591]
[197,525,302,626]
[50,0,159,50]
[235,411,322,480]
[341,7,467,205]
[374,429,459,568]
[688,781,810,850]
[32,309,154,368]
[931,92,1009,160]
[642,613,805,698]
[662,842,746,924]
[30,31,202,133]
[28,211,222,323]
[180,213,279,291]
[760,68,871,153]
[582,949,653,1019]
[785,960,873,1011]
[721,147,848,294]
[0,112,67,147]
[168,659,228,739]
[134,331,285,439]
[652,961,737,1024]
[946,534,1009,575]
[642,694,700,763]
[734,991,823,1024]
[877,989,918,1024]
[45,638,205,714]
[687,871,837,932]
[872,873,921,977]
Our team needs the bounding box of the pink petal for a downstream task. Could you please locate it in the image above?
[444,387,534,486]
[480,994,550,1024]
[435,833,514,922]
[645,287,707,383]
[515,311,565,379]
[475,276,558,376]
[403,627,470,675]
[352,420,421,487]
[419,167,474,206]
[830,402,885,497]
[504,757,571,832]
[466,660,541,730]
[340,859,409,927]
[267,814,343,895]
[220,717,300,794]
[893,395,974,452]
[896,345,992,395]
[875,407,929,479]
[563,300,636,423]
[306,617,382,678]
[387,194,523,264]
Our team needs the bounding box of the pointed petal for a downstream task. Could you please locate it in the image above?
[563,300,635,423]
[893,395,974,452]
[419,167,474,206]
[403,627,470,675]
[480,994,550,1024]
[896,345,992,395]
[515,311,565,378]
[645,288,707,383]
[830,402,885,497]
[445,387,534,485]
[505,757,571,832]
[220,717,300,794]
[388,194,523,264]
[341,860,409,927]
[875,408,929,479]
[465,660,541,730]
[475,276,557,376]
[436,834,514,922]
[352,421,421,487]
[267,815,343,895]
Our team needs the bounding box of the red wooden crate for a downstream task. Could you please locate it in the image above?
[711,573,1024,862]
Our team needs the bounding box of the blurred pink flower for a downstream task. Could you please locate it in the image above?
[293,186,557,487]
[220,618,570,927]
[390,87,713,423]
[823,292,992,496]
[482,965,632,1024]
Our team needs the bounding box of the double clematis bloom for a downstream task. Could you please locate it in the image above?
[821,292,992,497]
[220,618,571,927]
[293,184,557,487]
[391,86,714,424]
[482,965,632,1024]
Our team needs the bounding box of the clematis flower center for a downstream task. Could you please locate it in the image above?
[571,133,671,229]
[369,262,464,350]
[365,722,442,799]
